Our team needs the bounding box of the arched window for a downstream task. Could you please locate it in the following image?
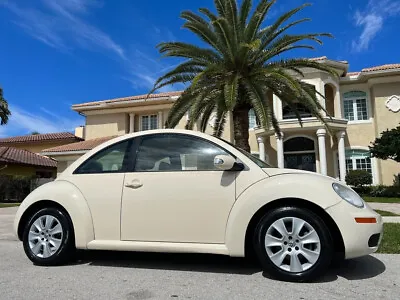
[343,91,368,121]
[283,137,316,172]
[248,109,260,129]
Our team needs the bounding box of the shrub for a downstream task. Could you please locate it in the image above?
[369,185,400,198]
[345,170,373,188]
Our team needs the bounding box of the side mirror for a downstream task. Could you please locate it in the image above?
[214,155,244,171]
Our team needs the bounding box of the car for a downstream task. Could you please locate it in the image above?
[14,129,383,282]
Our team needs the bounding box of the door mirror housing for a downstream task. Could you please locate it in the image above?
[213,155,244,171]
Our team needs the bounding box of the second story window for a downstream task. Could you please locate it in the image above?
[282,103,313,120]
[249,109,257,128]
[343,91,368,121]
[141,115,158,131]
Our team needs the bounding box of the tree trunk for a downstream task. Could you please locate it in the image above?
[232,107,251,153]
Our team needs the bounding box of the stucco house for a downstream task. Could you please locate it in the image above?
[42,57,400,185]
[0,132,83,177]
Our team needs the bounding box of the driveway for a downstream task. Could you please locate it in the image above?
[0,206,18,241]
[1,207,399,299]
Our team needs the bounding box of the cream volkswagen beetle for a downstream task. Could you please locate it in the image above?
[14,129,383,282]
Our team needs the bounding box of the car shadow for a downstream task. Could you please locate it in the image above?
[73,250,386,282]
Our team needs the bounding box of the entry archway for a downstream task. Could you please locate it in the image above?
[284,136,316,172]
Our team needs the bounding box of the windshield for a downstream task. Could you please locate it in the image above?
[216,137,276,168]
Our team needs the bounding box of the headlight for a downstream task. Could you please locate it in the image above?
[332,183,365,208]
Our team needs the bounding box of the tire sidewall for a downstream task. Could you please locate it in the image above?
[254,206,334,282]
[22,207,73,266]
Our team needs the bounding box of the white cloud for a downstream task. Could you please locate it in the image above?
[352,0,400,52]
[2,0,125,60]
[0,106,83,137]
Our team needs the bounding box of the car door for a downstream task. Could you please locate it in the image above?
[120,133,237,244]
[67,139,133,241]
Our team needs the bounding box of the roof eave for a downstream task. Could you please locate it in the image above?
[41,150,89,156]
[72,95,180,112]
[341,67,400,82]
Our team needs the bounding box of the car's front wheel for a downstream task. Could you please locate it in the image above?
[253,206,334,282]
[22,207,75,266]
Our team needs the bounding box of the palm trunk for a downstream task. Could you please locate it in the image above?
[232,107,251,153]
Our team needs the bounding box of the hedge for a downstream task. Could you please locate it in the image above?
[0,175,40,202]
[353,185,400,198]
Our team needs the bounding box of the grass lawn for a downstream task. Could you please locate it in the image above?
[375,210,400,217]
[377,223,400,254]
[364,196,400,204]
[0,203,20,208]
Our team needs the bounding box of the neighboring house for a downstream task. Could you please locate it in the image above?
[42,57,400,185]
[0,132,83,178]
[0,132,83,153]
[0,146,57,177]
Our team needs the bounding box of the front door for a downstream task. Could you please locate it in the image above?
[120,133,237,244]
[68,139,132,241]
[284,153,316,172]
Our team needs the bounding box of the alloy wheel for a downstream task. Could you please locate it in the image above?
[28,215,64,259]
[264,217,321,273]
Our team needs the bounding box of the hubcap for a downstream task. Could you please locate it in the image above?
[264,217,321,273]
[28,215,63,258]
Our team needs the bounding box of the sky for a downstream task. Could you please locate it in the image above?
[0,0,399,137]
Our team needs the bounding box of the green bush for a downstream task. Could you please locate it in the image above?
[0,175,39,202]
[369,185,400,198]
[345,170,373,188]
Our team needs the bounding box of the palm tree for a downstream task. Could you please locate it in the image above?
[0,86,11,125]
[150,0,338,152]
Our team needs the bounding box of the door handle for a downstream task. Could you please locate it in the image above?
[125,180,143,189]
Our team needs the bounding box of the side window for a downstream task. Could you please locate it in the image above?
[75,140,131,174]
[134,134,232,172]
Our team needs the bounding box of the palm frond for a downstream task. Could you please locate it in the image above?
[245,0,276,42]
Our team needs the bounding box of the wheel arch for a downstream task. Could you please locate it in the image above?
[17,200,74,241]
[14,180,95,249]
[244,198,345,260]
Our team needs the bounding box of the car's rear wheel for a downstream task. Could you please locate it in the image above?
[22,207,75,266]
[253,206,334,282]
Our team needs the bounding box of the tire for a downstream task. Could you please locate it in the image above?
[253,206,334,282]
[22,207,75,266]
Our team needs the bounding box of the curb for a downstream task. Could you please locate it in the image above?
[382,217,400,223]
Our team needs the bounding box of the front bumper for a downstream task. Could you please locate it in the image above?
[326,200,383,260]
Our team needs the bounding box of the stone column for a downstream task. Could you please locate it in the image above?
[317,128,327,176]
[275,133,284,168]
[257,136,266,162]
[273,94,283,120]
[129,113,135,133]
[337,131,347,182]
[158,111,163,128]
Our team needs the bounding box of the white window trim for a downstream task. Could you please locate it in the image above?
[139,114,158,131]
[333,147,379,185]
[342,90,373,124]
[283,135,319,173]
[248,109,258,130]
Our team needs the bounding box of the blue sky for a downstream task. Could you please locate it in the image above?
[0,0,399,137]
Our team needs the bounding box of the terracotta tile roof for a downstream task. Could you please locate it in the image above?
[0,147,57,168]
[42,136,117,153]
[0,132,83,145]
[346,64,400,78]
[361,64,400,72]
[73,91,183,108]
